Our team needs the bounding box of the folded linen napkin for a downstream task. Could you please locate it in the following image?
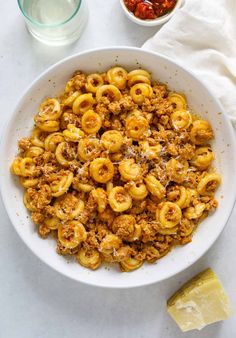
[142,0,236,125]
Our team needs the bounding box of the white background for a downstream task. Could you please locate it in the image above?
[0,0,236,337]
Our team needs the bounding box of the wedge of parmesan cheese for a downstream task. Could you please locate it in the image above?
[167,268,232,332]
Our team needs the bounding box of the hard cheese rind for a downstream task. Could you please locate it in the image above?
[167,268,232,332]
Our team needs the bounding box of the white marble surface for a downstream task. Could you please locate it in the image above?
[0,1,236,337]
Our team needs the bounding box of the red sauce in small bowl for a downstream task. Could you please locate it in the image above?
[124,0,177,20]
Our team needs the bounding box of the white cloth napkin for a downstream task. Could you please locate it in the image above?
[142,0,236,125]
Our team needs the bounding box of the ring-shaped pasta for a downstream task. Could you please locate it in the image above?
[158,226,178,235]
[106,182,113,194]
[128,69,151,79]
[11,158,23,176]
[190,120,214,145]
[108,186,132,212]
[72,93,95,115]
[130,83,153,105]
[37,98,62,121]
[197,173,221,196]
[157,202,182,228]
[36,120,60,132]
[25,146,44,158]
[139,141,161,159]
[73,181,94,193]
[100,234,122,255]
[54,194,85,220]
[31,127,46,148]
[50,171,74,197]
[107,67,128,90]
[167,186,190,209]
[125,113,149,140]
[168,93,187,111]
[127,69,151,87]
[181,189,193,209]
[62,91,81,107]
[128,74,151,87]
[90,158,114,183]
[77,138,101,162]
[184,203,206,220]
[179,219,195,236]
[128,182,148,200]
[120,257,143,272]
[91,188,107,213]
[191,146,214,170]
[85,73,104,93]
[129,223,142,241]
[44,132,65,152]
[166,158,189,183]
[96,85,122,102]
[119,159,142,181]
[171,110,192,130]
[19,157,36,177]
[44,216,61,230]
[144,245,160,263]
[23,190,37,211]
[112,214,141,241]
[55,142,73,166]
[77,247,102,270]
[188,188,199,199]
[81,110,102,134]
[145,175,166,199]
[20,177,39,188]
[63,124,85,142]
[65,79,75,93]
[101,130,123,153]
[58,221,87,249]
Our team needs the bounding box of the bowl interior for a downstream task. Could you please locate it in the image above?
[1,48,235,288]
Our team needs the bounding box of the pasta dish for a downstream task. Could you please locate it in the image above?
[11,67,221,272]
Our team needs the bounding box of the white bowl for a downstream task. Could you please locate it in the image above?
[1,47,236,288]
[120,0,182,26]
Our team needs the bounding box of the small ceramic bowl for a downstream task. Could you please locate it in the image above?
[120,0,182,26]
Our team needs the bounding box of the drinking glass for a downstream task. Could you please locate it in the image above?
[17,0,88,46]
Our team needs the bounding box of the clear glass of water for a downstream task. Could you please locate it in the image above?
[17,0,88,46]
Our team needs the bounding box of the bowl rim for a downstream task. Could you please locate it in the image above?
[119,0,183,26]
[1,46,236,289]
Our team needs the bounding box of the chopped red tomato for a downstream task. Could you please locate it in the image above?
[135,3,156,19]
[124,0,142,12]
[124,0,177,20]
